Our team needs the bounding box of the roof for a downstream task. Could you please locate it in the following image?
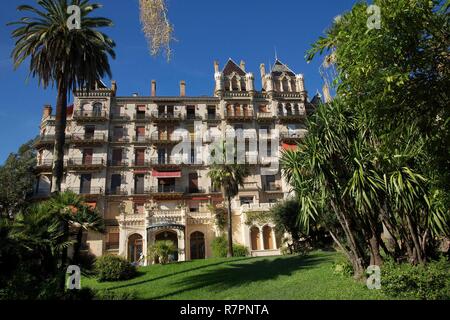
[222,59,246,76]
[271,59,296,77]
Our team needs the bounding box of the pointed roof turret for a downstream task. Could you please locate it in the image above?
[271,59,296,77]
[222,58,246,77]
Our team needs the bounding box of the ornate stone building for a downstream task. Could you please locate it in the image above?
[33,59,318,265]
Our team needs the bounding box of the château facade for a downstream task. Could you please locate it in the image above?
[33,59,319,265]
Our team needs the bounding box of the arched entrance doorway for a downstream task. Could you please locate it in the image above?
[155,230,179,262]
[128,234,143,263]
[263,226,274,250]
[190,231,205,260]
[250,227,260,250]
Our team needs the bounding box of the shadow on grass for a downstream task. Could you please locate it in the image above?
[105,257,253,291]
[151,254,329,300]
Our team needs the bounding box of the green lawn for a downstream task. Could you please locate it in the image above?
[83,250,387,300]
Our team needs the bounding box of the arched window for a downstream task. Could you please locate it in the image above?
[128,233,143,263]
[231,77,239,91]
[293,104,300,115]
[286,104,293,116]
[241,79,247,91]
[93,102,102,115]
[282,77,290,92]
[263,226,274,250]
[291,80,297,92]
[234,104,242,116]
[277,104,284,116]
[190,231,205,259]
[250,227,260,250]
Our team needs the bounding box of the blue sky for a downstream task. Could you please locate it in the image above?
[0,0,356,163]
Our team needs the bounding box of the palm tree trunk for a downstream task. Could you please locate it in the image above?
[73,228,83,265]
[226,194,234,257]
[51,78,68,194]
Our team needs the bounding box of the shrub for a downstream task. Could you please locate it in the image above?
[94,255,137,282]
[211,236,249,258]
[382,258,450,300]
[148,240,178,264]
[332,257,353,277]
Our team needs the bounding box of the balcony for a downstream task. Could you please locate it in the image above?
[150,156,183,168]
[185,187,208,194]
[130,160,150,168]
[185,114,203,121]
[66,157,105,170]
[205,114,221,122]
[132,135,151,144]
[34,135,56,148]
[36,159,53,171]
[150,132,182,145]
[108,160,128,168]
[130,188,152,196]
[117,213,146,227]
[134,114,152,122]
[106,187,128,196]
[241,202,277,213]
[278,112,306,122]
[148,209,185,225]
[73,110,108,122]
[257,112,275,122]
[225,111,254,122]
[151,111,183,122]
[263,183,283,193]
[280,131,305,142]
[109,136,130,144]
[111,113,131,121]
[66,187,103,196]
[241,181,259,191]
[70,133,106,145]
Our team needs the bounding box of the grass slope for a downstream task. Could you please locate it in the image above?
[83,251,386,300]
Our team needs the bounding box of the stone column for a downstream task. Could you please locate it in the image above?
[271,228,277,250]
[178,229,186,262]
[259,227,265,250]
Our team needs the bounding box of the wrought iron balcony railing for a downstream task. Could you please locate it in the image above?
[149,186,185,193]
[70,133,106,144]
[66,187,103,195]
[151,111,183,121]
[66,157,105,167]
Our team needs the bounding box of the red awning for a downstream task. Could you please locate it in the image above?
[282,143,298,151]
[152,170,182,178]
[134,169,149,174]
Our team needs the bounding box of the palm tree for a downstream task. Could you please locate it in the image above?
[9,0,116,193]
[47,191,105,266]
[208,145,249,257]
[68,204,105,265]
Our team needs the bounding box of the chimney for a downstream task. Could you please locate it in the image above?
[180,80,186,97]
[214,60,219,73]
[111,80,117,96]
[260,63,266,78]
[43,104,52,119]
[240,60,246,71]
[151,80,157,97]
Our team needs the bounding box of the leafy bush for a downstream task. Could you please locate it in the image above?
[382,258,450,300]
[332,257,353,277]
[211,236,249,258]
[94,255,137,282]
[148,240,178,264]
[61,288,137,300]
